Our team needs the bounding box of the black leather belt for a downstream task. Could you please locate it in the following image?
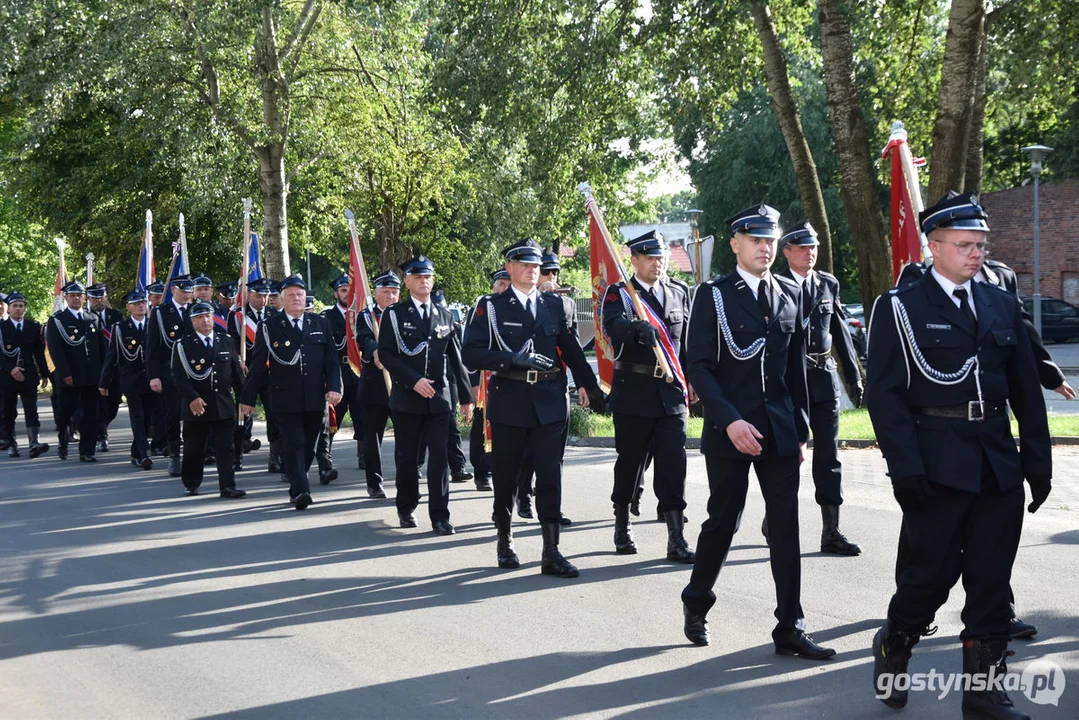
[493,368,564,384]
[614,360,665,378]
[914,401,1007,422]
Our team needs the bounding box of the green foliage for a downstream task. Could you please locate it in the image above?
[567,403,596,438]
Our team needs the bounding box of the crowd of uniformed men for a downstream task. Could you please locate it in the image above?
[0,190,1067,718]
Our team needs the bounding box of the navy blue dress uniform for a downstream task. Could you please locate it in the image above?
[144,280,169,454]
[896,252,1067,641]
[867,193,1052,717]
[306,293,340,486]
[601,231,694,562]
[215,282,238,318]
[355,271,400,498]
[99,290,158,469]
[323,274,365,468]
[461,239,602,577]
[46,280,106,462]
[87,284,124,451]
[172,302,246,498]
[377,257,474,533]
[514,252,578,520]
[466,270,509,494]
[0,292,50,458]
[229,278,280,468]
[681,204,830,659]
[777,221,864,555]
[146,276,194,476]
[241,274,342,510]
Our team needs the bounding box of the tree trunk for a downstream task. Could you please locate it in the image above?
[963,25,989,194]
[926,0,985,202]
[749,1,834,272]
[257,144,291,278]
[818,0,892,312]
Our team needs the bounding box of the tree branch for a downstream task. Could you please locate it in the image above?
[283,2,323,82]
[280,0,319,68]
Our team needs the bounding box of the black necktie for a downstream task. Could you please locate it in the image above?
[204,336,212,349]
[16,322,21,332]
[420,303,428,321]
[293,318,301,334]
[953,287,977,329]
[802,279,812,318]
[525,298,533,317]
[757,281,771,322]
[180,306,187,321]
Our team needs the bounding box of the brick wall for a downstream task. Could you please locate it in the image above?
[981,178,1079,303]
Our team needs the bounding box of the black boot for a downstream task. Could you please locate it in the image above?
[540,523,578,578]
[820,504,861,556]
[267,440,282,473]
[57,440,69,460]
[613,504,637,554]
[961,639,1030,720]
[495,516,520,569]
[27,426,49,459]
[664,510,695,563]
[168,456,182,477]
[516,493,534,519]
[7,437,20,458]
[872,620,925,709]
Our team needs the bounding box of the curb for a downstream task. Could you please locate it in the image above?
[567,436,1079,448]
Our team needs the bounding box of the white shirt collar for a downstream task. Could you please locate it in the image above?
[285,312,304,327]
[411,296,431,314]
[789,268,810,283]
[173,299,187,313]
[511,285,538,310]
[736,265,767,299]
[196,331,213,344]
[337,303,348,316]
[930,266,972,299]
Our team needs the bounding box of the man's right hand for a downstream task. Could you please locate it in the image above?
[62,376,73,387]
[511,352,554,371]
[239,403,255,418]
[893,474,934,513]
[11,368,24,382]
[98,388,108,397]
[150,378,163,393]
[631,320,658,347]
[373,350,384,370]
[726,419,763,456]
[413,378,437,398]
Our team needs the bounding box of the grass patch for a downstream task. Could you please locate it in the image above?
[573,407,1079,441]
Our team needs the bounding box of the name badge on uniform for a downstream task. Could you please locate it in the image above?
[503,321,523,328]
[926,323,952,330]
[403,322,416,330]
[820,299,832,310]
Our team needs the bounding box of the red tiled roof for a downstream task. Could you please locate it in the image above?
[667,244,694,272]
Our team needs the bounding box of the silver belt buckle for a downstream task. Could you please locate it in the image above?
[652,364,664,379]
[526,369,539,384]
[967,400,985,422]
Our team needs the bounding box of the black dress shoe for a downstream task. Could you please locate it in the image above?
[683,604,710,646]
[773,629,835,660]
[293,492,312,510]
[630,497,641,517]
[130,457,138,467]
[8,445,20,458]
[57,445,68,460]
[475,476,493,491]
[220,486,247,499]
[367,485,387,499]
[232,457,243,471]
[244,439,261,453]
[204,454,216,465]
[80,454,97,463]
[185,487,199,496]
[319,468,338,485]
[398,512,417,528]
[1008,617,1037,640]
[97,439,110,452]
[168,457,182,477]
[432,519,456,535]
[140,457,154,471]
[450,470,473,483]
[559,513,572,527]
[516,496,535,519]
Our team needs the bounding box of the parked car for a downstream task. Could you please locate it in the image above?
[1021,296,1079,342]
[843,303,868,360]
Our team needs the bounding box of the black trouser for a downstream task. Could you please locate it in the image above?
[447,415,467,473]
[278,410,324,499]
[682,441,805,634]
[809,396,843,506]
[3,377,41,435]
[492,421,566,524]
[98,379,122,440]
[515,418,571,500]
[242,383,280,445]
[150,399,167,452]
[157,385,183,457]
[393,409,452,522]
[56,384,100,456]
[362,404,391,488]
[469,406,492,479]
[122,380,157,460]
[889,460,1024,640]
[181,418,236,491]
[612,411,688,512]
[334,378,362,440]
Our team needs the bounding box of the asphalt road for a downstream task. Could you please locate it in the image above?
[1,409,1076,719]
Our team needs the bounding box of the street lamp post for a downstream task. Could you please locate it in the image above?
[686,209,703,286]
[1021,144,1053,337]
